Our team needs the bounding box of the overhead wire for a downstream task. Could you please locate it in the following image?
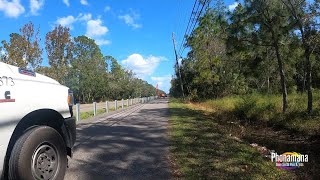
[178,0,209,58]
[177,0,199,57]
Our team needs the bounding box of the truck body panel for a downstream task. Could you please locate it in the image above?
[0,62,73,175]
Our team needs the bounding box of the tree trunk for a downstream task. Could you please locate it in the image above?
[299,24,312,113]
[305,48,312,113]
[302,71,306,93]
[273,40,288,113]
[267,77,270,93]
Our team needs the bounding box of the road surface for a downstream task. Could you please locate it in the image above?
[65,98,172,180]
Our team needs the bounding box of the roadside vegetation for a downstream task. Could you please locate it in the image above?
[171,0,320,114]
[169,95,320,179]
[169,0,320,178]
[80,109,108,120]
[169,99,296,179]
[200,93,320,136]
[80,104,130,120]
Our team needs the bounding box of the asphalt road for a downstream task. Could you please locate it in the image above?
[65,98,172,180]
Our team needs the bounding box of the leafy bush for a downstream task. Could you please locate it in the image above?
[190,92,320,136]
[234,95,257,121]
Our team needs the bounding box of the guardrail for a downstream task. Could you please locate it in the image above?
[74,96,158,121]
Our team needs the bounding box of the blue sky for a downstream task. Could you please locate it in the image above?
[0,0,238,93]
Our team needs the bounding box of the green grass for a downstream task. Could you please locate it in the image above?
[80,109,107,120]
[79,105,130,120]
[169,101,295,179]
[198,93,320,136]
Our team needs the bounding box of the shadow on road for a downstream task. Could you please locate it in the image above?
[65,102,171,180]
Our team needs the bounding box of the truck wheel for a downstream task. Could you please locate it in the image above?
[8,126,67,180]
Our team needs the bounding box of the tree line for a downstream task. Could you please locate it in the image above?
[170,0,320,113]
[0,22,163,103]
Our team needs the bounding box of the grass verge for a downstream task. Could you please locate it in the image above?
[79,105,130,120]
[169,101,295,179]
[80,109,107,120]
[200,93,320,136]
[80,105,131,120]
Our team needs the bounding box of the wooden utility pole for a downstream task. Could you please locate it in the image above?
[172,32,185,98]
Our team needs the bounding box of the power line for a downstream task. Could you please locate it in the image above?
[177,0,200,56]
[178,1,201,56]
[178,0,208,58]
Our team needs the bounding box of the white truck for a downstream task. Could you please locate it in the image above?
[0,62,76,180]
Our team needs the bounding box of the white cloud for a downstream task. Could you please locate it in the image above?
[85,18,110,46]
[104,6,110,12]
[151,76,172,82]
[55,13,91,29]
[228,2,239,11]
[86,19,108,37]
[95,39,111,46]
[55,13,111,46]
[29,0,44,15]
[118,11,142,29]
[77,13,91,21]
[80,0,88,5]
[56,15,76,28]
[121,54,166,78]
[62,0,69,7]
[0,0,25,18]
[151,75,172,93]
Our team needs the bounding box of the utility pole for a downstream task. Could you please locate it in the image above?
[172,32,185,98]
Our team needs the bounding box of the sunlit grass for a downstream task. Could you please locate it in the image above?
[79,104,131,120]
[169,102,295,179]
[187,93,320,136]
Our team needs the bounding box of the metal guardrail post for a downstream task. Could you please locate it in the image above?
[93,102,97,116]
[115,100,117,110]
[76,103,80,121]
[122,99,124,109]
[106,101,109,113]
[127,99,129,107]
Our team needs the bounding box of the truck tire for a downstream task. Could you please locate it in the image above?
[8,126,67,180]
